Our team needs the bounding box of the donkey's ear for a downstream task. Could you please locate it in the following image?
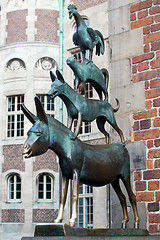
[35,96,48,124]
[56,70,65,83]
[21,104,37,124]
[50,71,56,82]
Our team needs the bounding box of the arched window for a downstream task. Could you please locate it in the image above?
[8,174,21,201]
[38,174,54,201]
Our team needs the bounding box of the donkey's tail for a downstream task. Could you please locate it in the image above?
[113,98,120,112]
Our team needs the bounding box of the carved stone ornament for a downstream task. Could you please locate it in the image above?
[6,58,26,71]
[35,57,58,71]
[7,0,27,9]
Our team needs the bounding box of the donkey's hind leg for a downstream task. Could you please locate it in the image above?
[111,178,129,229]
[96,117,110,144]
[122,177,140,229]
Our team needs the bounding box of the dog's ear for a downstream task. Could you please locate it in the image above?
[56,70,65,83]
[50,71,56,82]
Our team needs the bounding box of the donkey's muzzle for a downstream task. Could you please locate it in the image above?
[22,143,32,158]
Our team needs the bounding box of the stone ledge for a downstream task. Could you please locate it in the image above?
[22,236,160,240]
[34,224,149,237]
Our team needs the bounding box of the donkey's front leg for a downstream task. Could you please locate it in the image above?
[71,112,83,140]
[55,175,69,223]
[69,170,80,227]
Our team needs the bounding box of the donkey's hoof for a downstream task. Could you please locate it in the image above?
[134,221,139,229]
[54,218,62,224]
[121,220,127,229]
[69,219,75,227]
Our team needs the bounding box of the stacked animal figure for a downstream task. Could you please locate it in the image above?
[22,5,140,229]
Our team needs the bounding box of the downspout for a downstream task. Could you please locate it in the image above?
[59,0,64,123]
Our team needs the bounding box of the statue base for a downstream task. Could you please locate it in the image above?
[33,224,149,237]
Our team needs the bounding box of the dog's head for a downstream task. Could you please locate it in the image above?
[47,70,65,99]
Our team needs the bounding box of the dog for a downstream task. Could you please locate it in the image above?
[47,70,125,145]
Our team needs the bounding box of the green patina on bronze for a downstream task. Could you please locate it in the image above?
[46,70,124,144]
[68,4,105,62]
[22,96,139,229]
[66,56,109,100]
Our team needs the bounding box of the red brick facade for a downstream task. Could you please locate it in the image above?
[34,149,58,172]
[3,145,25,172]
[2,209,25,222]
[72,0,107,11]
[33,209,58,223]
[130,0,160,233]
[6,10,28,43]
[35,9,59,42]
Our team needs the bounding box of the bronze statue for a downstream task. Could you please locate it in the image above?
[22,96,139,229]
[68,4,105,62]
[66,56,109,100]
[47,70,125,144]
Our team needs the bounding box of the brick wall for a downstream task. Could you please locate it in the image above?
[3,145,25,172]
[33,209,58,223]
[130,0,160,233]
[72,0,107,11]
[6,10,28,43]
[35,9,59,42]
[2,209,25,222]
[33,149,58,172]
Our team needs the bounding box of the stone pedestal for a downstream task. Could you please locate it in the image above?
[20,224,157,240]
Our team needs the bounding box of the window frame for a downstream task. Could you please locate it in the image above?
[37,173,54,202]
[6,95,24,138]
[8,174,22,202]
[75,184,93,228]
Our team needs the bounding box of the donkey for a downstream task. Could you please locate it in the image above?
[66,56,109,100]
[22,96,139,228]
[47,70,125,145]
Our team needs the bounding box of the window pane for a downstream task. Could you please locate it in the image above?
[46,176,51,183]
[38,191,43,199]
[17,114,24,136]
[7,115,15,137]
[39,175,43,183]
[16,191,21,199]
[37,95,44,107]
[47,96,54,111]
[8,97,15,112]
[17,95,24,110]
[9,176,14,199]
[85,185,93,194]
[46,191,51,199]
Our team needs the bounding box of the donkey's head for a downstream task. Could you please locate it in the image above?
[22,96,50,158]
[47,70,65,99]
